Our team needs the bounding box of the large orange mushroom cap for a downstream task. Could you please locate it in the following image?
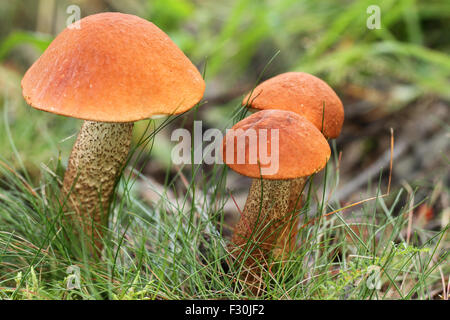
[222,110,331,180]
[22,12,205,122]
[243,72,344,139]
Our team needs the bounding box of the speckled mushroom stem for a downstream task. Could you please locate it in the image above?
[61,121,133,255]
[231,176,306,290]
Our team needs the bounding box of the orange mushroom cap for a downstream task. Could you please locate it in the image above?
[222,110,331,180]
[243,72,344,139]
[22,12,205,122]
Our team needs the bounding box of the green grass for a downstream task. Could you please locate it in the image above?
[0,108,448,300]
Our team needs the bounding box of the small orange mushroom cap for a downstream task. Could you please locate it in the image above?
[22,12,205,122]
[243,72,344,139]
[222,110,331,180]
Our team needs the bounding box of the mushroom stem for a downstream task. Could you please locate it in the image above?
[231,177,306,286]
[62,121,133,254]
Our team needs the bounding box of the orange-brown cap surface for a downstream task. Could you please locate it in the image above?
[243,72,344,139]
[222,110,330,180]
[22,12,205,122]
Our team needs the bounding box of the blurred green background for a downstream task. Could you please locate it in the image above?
[0,0,448,209]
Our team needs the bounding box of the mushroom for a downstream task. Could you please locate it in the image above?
[21,12,205,254]
[241,72,344,261]
[222,110,330,290]
[243,72,344,139]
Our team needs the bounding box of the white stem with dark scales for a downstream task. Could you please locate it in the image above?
[231,177,306,293]
[62,121,133,254]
